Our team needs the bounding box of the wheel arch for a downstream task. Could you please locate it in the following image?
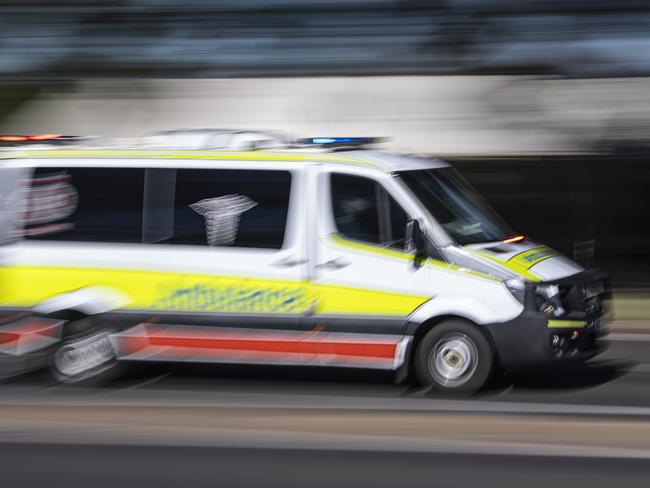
[32,286,130,318]
[31,286,130,336]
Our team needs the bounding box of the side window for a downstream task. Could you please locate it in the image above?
[24,167,145,243]
[330,173,410,249]
[145,169,291,249]
[331,173,381,244]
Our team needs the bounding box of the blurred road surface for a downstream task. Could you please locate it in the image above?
[0,328,649,485]
[1,444,649,488]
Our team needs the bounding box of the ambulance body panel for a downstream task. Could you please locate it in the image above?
[0,146,609,391]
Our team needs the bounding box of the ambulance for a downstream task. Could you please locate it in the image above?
[0,133,609,392]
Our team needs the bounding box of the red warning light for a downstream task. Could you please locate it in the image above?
[28,134,62,141]
[0,136,28,142]
[0,134,63,142]
[503,235,526,244]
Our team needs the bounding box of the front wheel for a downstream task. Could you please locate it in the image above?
[413,320,494,393]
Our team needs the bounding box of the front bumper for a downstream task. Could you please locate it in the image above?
[484,312,607,372]
[485,268,610,371]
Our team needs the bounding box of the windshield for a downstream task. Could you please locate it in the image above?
[398,168,514,245]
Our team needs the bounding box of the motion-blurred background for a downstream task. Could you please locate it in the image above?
[2,2,650,485]
[2,0,649,305]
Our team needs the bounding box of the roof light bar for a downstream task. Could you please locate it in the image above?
[297,137,385,147]
[0,134,84,146]
[0,134,62,142]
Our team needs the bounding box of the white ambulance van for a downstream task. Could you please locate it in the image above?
[0,135,609,392]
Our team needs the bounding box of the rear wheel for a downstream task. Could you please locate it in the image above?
[49,318,124,385]
[413,320,494,393]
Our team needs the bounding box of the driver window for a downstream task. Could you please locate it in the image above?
[330,173,409,250]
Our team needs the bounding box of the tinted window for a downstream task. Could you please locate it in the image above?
[331,173,381,244]
[25,167,145,243]
[145,169,291,249]
[330,173,409,249]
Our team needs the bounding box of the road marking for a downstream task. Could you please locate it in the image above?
[609,333,650,342]
[630,364,650,373]
[123,372,173,390]
[2,390,650,418]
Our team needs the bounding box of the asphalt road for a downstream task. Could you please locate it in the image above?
[2,444,650,488]
[0,332,649,486]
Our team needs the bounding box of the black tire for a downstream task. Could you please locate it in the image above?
[48,317,126,386]
[413,320,494,393]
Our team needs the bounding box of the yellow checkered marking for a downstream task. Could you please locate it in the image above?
[0,265,428,317]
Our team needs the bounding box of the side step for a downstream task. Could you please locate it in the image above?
[0,316,63,356]
[111,324,411,370]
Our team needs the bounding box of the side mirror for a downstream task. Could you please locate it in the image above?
[405,219,426,265]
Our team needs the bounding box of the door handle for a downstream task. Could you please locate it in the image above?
[271,257,308,268]
[316,257,351,270]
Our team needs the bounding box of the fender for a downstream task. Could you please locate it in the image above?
[32,286,131,316]
[407,293,523,329]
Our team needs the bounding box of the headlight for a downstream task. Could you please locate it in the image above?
[535,284,565,316]
[505,279,526,304]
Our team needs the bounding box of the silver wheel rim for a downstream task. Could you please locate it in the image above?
[54,331,114,379]
[429,333,479,388]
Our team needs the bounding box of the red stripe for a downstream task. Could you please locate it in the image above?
[0,320,59,344]
[145,346,394,366]
[0,332,20,345]
[114,325,401,361]
[146,335,397,359]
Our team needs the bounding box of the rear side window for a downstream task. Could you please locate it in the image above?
[144,169,292,249]
[330,173,410,249]
[24,167,145,243]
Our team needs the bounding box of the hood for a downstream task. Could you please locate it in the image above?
[464,240,584,282]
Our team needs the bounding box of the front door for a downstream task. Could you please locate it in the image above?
[306,166,429,369]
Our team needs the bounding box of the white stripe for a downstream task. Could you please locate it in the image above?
[2,390,650,418]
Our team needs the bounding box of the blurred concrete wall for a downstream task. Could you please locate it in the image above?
[3,76,649,154]
[3,75,650,286]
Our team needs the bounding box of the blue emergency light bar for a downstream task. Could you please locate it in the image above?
[297,137,385,147]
